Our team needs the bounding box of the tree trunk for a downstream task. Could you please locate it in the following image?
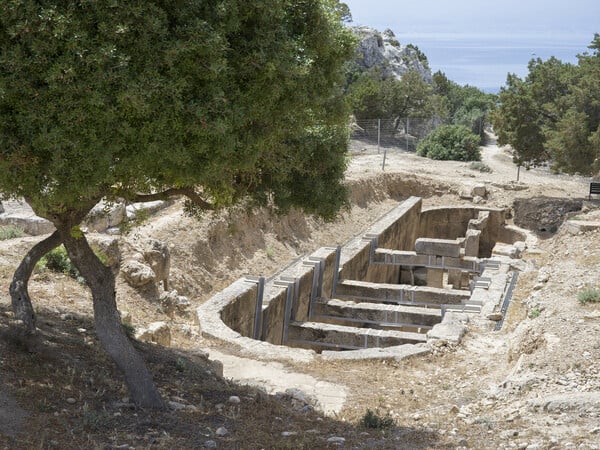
[60,227,164,409]
[10,231,62,332]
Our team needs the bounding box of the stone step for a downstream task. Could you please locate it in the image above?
[313,298,441,331]
[335,279,470,306]
[287,321,427,351]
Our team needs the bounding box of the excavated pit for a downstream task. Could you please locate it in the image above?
[197,196,527,357]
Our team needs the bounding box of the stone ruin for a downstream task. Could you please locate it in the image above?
[197,196,529,362]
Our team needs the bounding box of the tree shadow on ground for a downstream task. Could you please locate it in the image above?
[0,304,446,449]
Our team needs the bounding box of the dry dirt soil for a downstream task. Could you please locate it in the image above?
[1,135,599,449]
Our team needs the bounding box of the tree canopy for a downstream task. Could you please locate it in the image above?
[0,0,355,408]
[492,34,600,175]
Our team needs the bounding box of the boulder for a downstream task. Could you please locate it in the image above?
[143,239,170,290]
[471,184,487,198]
[120,238,170,290]
[84,201,126,232]
[121,260,156,287]
[135,321,171,346]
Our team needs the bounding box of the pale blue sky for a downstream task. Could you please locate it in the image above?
[343,0,600,90]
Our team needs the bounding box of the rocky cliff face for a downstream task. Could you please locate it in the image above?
[351,26,432,83]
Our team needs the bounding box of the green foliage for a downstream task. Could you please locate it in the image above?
[0,225,25,240]
[417,125,481,161]
[37,244,108,282]
[38,246,81,280]
[433,71,495,140]
[347,68,446,126]
[493,35,600,175]
[528,305,542,319]
[578,287,600,305]
[361,409,395,429]
[406,44,429,69]
[122,322,136,339]
[0,0,355,222]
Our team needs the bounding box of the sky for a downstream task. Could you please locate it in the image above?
[343,0,600,92]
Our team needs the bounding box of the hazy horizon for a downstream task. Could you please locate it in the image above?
[343,0,599,91]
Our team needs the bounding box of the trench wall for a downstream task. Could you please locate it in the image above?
[207,197,524,347]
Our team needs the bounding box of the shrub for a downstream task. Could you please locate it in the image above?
[469,161,492,173]
[0,225,25,240]
[417,125,481,161]
[37,245,109,282]
[578,287,600,305]
[38,246,82,280]
[361,408,395,429]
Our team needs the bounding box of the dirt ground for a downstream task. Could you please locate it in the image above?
[1,134,599,449]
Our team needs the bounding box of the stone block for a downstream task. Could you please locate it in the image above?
[471,185,487,198]
[427,268,444,288]
[464,229,481,257]
[415,238,461,258]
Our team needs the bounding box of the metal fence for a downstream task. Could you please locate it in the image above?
[349,117,444,155]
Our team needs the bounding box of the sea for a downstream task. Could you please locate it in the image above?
[395,32,595,93]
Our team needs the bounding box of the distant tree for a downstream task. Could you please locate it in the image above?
[416,125,481,161]
[0,0,355,408]
[492,73,547,165]
[348,69,445,123]
[492,35,600,175]
[433,71,495,140]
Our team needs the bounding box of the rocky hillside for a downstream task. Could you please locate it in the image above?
[351,26,432,82]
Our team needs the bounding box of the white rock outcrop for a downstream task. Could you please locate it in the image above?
[351,26,432,83]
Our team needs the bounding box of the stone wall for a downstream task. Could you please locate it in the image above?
[418,206,515,257]
[199,198,524,353]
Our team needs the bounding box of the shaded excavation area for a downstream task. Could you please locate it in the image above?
[198,197,528,358]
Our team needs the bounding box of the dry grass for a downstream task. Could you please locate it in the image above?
[0,305,449,449]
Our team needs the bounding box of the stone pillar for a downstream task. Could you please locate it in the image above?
[464,229,481,257]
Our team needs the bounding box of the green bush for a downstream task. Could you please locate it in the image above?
[361,408,395,429]
[417,125,481,161]
[578,287,600,305]
[0,225,25,240]
[38,246,82,280]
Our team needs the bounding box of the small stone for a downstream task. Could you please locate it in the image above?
[412,413,422,421]
[281,431,298,437]
[228,396,241,404]
[215,427,228,437]
[203,440,217,449]
[66,398,77,404]
[327,437,346,445]
[168,401,187,411]
[450,405,460,414]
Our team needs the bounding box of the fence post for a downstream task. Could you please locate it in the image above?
[377,118,381,154]
[405,117,409,150]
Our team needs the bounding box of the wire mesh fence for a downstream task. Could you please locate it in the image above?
[348,117,444,155]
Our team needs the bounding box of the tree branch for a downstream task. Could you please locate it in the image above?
[130,187,214,210]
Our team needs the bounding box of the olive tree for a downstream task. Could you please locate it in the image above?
[0,0,355,408]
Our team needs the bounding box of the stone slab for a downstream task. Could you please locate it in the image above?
[415,238,461,258]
